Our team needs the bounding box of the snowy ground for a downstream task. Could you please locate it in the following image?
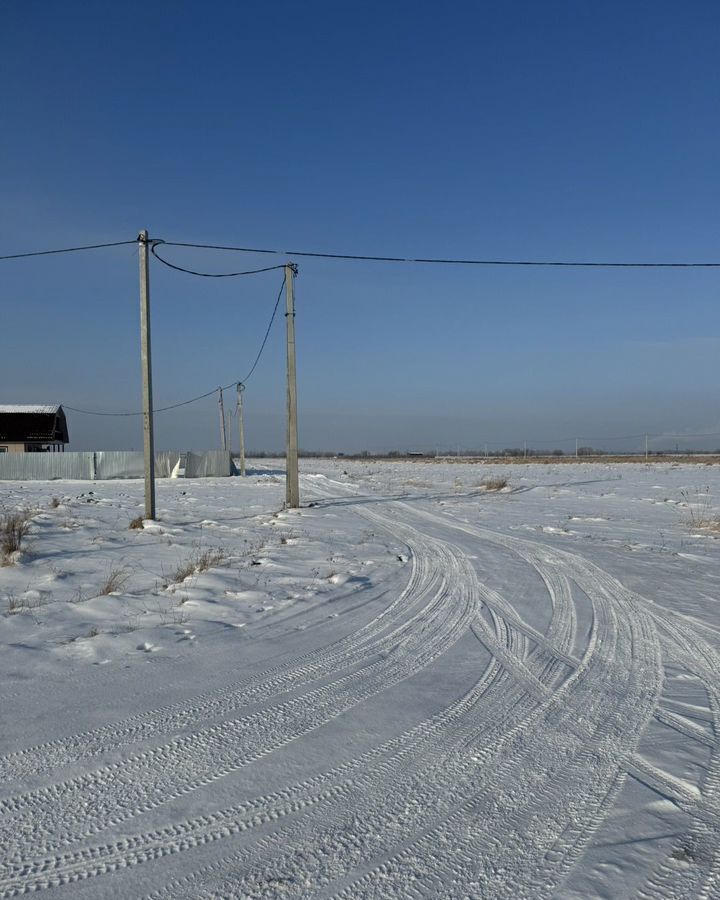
[1,459,719,898]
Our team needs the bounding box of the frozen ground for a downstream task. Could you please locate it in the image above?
[1,459,719,898]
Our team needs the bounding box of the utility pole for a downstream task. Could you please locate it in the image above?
[138,230,156,520]
[575,438,579,459]
[218,387,227,451]
[524,440,527,460]
[237,382,246,476]
[285,263,300,508]
[645,433,649,460]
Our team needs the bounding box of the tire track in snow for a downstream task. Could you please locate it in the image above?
[630,617,720,900]
[0,632,507,897]
[0,502,476,868]
[17,480,574,899]
[0,543,425,782]
[402,501,720,899]
[326,554,661,900]
[298,495,663,898]
[139,492,618,899]
[3,477,677,898]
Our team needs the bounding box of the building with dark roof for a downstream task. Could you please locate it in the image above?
[0,405,69,453]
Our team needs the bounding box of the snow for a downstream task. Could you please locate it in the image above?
[1,459,719,898]
[0,404,61,414]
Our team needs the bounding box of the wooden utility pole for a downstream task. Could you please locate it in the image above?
[218,387,227,451]
[645,433,649,460]
[237,382,246,476]
[138,230,156,520]
[285,263,300,508]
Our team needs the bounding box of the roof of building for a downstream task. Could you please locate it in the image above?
[0,404,62,415]
[0,405,69,443]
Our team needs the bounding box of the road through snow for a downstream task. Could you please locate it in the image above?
[0,462,718,897]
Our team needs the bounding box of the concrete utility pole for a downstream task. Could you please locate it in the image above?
[285,264,300,508]
[237,382,246,476]
[218,387,227,451]
[138,230,156,520]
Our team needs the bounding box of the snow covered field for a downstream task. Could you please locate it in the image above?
[1,459,719,898]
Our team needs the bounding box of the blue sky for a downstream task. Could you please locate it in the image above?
[2,1,720,452]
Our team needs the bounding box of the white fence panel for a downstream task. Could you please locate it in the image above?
[0,452,93,480]
[0,451,232,480]
[185,451,233,477]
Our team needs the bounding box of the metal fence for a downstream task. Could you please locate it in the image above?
[0,450,233,480]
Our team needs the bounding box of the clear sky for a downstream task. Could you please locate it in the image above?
[2,1,720,453]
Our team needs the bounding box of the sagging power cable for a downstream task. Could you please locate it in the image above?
[64,273,287,416]
[150,241,286,277]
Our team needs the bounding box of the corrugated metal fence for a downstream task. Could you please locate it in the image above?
[0,451,233,480]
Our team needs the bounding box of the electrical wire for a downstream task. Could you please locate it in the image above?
[64,273,288,416]
[150,242,286,277]
[160,240,720,268]
[238,274,286,384]
[0,240,137,261]
[4,236,720,268]
[64,386,222,417]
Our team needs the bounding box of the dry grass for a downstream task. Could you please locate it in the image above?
[50,497,61,509]
[688,515,720,532]
[129,515,144,530]
[6,593,25,614]
[171,547,226,584]
[98,567,130,596]
[1,510,32,564]
[157,594,191,625]
[5,590,43,620]
[480,475,509,492]
[679,487,720,532]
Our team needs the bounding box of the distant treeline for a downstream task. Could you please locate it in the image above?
[245,447,720,459]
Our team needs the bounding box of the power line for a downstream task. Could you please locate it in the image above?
[150,242,286,277]
[64,386,222,417]
[239,274,286,384]
[64,273,287,417]
[4,235,720,268]
[0,239,137,261]
[161,240,720,268]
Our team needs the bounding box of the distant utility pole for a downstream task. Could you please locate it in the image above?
[524,440,527,460]
[575,438,579,459]
[218,387,227,451]
[645,433,649,460]
[285,263,300,508]
[237,382,246,476]
[138,230,156,520]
